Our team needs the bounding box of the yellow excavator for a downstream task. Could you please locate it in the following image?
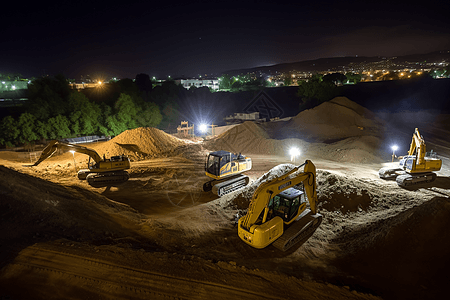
[379,128,442,186]
[25,140,131,188]
[238,160,322,251]
[203,150,252,196]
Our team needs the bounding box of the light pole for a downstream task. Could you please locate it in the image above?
[69,150,77,173]
[391,145,398,162]
[289,147,300,163]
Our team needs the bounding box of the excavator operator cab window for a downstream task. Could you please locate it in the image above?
[206,155,221,176]
[267,187,305,223]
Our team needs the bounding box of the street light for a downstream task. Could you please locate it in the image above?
[391,145,398,162]
[69,150,77,173]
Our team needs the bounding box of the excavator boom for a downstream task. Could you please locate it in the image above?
[379,128,441,186]
[238,160,322,251]
[28,140,102,167]
[25,140,130,188]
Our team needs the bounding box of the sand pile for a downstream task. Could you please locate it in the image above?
[208,98,385,162]
[207,121,309,156]
[332,196,450,300]
[308,135,385,163]
[0,165,142,250]
[288,97,385,142]
[93,127,185,161]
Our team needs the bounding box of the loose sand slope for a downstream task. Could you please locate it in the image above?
[93,127,185,160]
[288,97,385,141]
[207,97,385,163]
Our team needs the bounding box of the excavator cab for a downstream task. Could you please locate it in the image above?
[238,160,322,251]
[203,150,251,196]
[205,152,222,177]
[267,187,307,223]
[205,151,248,178]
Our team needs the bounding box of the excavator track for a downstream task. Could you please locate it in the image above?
[212,175,249,197]
[86,171,130,188]
[396,172,437,187]
[272,209,322,252]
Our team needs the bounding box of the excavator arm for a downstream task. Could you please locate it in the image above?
[25,140,102,167]
[379,127,441,186]
[24,140,131,188]
[238,160,321,250]
[407,128,426,165]
[241,160,317,230]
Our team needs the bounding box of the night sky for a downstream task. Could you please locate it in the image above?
[3,1,450,80]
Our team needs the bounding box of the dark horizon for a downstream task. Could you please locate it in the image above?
[3,1,450,80]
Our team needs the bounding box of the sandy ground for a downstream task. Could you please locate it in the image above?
[1,98,450,300]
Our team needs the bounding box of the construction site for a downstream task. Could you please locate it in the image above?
[1,96,449,300]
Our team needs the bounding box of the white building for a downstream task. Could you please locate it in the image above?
[175,79,219,91]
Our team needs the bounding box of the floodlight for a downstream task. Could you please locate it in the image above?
[199,124,208,133]
[289,147,300,157]
[289,147,300,163]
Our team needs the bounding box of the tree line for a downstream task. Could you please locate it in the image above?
[0,74,163,147]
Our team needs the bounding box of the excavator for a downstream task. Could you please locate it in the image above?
[25,140,131,188]
[203,150,252,196]
[379,128,442,187]
[238,160,322,251]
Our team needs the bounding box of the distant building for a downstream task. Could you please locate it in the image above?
[174,78,219,91]
[223,112,263,125]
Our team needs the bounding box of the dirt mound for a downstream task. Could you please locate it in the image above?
[0,165,146,260]
[288,97,385,142]
[308,135,385,163]
[206,98,385,162]
[332,196,450,300]
[207,122,309,156]
[93,127,185,161]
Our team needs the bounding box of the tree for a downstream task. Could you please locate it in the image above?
[345,72,362,84]
[0,116,20,146]
[26,75,72,119]
[322,73,347,85]
[98,103,114,136]
[135,73,153,93]
[218,74,232,90]
[17,112,38,143]
[47,115,71,139]
[35,120,49,141]
[297,80,338,110]
[114,93,138,130]
[67,92,101,136]
[136,102,163,128]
